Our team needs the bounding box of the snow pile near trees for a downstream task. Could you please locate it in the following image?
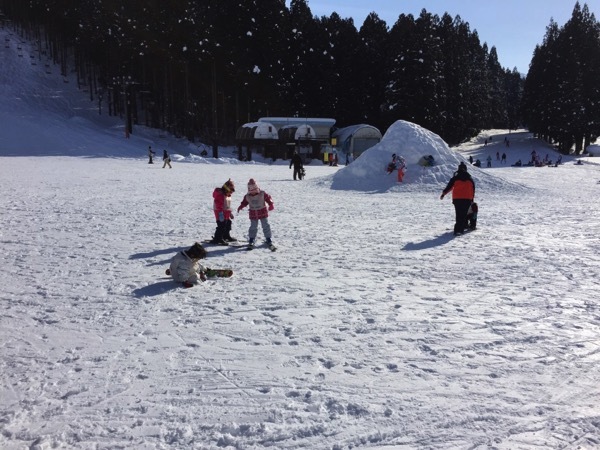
[331,120,517,192]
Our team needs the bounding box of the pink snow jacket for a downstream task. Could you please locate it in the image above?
[237,191,274,220]
[213,187,233,221]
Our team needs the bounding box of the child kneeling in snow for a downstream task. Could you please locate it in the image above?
[467,202,478,230]
[237,178,274,246]
[166,242,208,288]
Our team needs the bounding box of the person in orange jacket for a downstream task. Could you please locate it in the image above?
[396,155,406,182]
[440,162,475,235]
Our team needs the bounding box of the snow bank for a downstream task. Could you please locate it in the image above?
[331,120,518,192]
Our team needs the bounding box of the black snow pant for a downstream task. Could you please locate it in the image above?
[214,219,233,241]
[452,199,472,234]
[292,166,302,180]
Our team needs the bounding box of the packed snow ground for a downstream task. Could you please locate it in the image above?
[2,24,600,450]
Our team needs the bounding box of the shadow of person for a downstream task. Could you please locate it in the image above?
[132,280,177,298]
[402,232,455,251]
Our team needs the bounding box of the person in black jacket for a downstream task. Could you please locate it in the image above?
[148,146,155,164]
[162,149,172,168]
[289,151,304,180]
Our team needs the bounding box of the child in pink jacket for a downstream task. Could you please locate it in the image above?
[211,179,236,245]
[237,178,274,247]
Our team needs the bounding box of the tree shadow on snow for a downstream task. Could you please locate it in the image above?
[402,232,454,251]
[132,280,177,298]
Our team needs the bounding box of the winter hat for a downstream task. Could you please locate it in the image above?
[222,179,235,193]
[458,162,468,172]
[186,242,207,260]
[247,178,260,194]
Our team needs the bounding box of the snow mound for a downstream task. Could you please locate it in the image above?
[330,120,520,192]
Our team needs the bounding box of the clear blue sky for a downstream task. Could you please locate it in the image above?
[286,0,600,74]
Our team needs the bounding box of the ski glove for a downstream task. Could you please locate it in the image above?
[440,194,445,200]
[230,213,234,219]
[218,211,224,222]
[268,205,274,211]
[237,206,243,213]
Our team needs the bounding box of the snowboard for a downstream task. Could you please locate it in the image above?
[205,268,234,278]
[165,268,233,278]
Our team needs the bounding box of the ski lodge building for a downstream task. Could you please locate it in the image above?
[235,117,381,163]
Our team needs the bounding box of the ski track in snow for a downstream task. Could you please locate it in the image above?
[2,24,600,450]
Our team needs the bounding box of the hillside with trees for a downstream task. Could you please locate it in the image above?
[1,1,596,153]
[522,2,600,154]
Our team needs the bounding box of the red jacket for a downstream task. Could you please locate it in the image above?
[213,188,233,220]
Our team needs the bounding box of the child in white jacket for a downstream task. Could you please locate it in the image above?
[167,242,208,287]
[237,178,274,247]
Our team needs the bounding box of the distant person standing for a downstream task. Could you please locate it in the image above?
[289,151,304,181]
[440,162,476,236]
[486,155,492,168]
[162,149,172,168]
[148,146,155,164]
[501,152,507,164]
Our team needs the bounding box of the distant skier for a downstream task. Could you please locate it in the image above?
[289,151,304,180]
[162,149,172,168]
[387,154,406,182]
[237,178,275,249]
[167,242,208,288]
[396,155,406,182]
[440,162,476,236]
[386,154,398,173]
[148,146,155,164]
[210,179,236,245]
[555,155,563,166]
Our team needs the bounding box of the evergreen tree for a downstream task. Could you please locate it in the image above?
[523,3,600,153]
[486,46,508,128]
[357,13,390,128]
[318,13,363,125]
